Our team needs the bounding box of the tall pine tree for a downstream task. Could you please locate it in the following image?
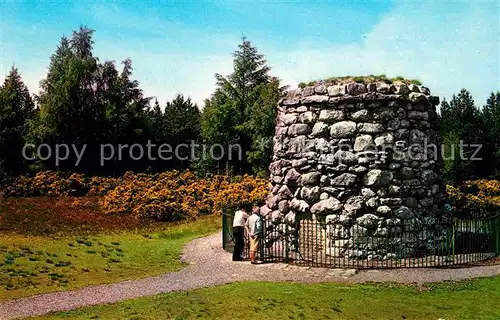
[31,27,151,174]
[439,89,484,182]
[162,94,200,170]
[481,91,500,177]
[0,67,35,175]
[32,26,107,172]
[201,37,282,175]
[243,78,286,176]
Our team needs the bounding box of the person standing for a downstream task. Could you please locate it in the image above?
[232,207,248,261]
[245,206,262,264]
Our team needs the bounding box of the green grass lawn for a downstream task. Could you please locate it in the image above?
[34,276,500,320]
[0,216,220,300]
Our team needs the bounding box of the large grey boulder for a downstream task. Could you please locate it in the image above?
[356,214,379,228]
[330,173,357,187]
[291,158,308,168]
[346,83,367,96]
[358,123,385,134]
[298,111,317,124]
[373,107,395,121]
[393,84,410,95]
[376,205,392,215]
[363,169,394,186]
[311,122,329,137]
[310,197,343,214]
[334,150,358,165]
[398,167,416,179]
[278,200,290,213]
[354,135,374,152]
[410,129,426,144]
[287,136,307,154]
[290,198,310,212]
[284,168,301,184]
[279,113,298,125]
[408,111,429,121]
[277,185,293,198]
[260,205,272,216]
[379,198,404,207]
[361,188,376,198]
[325,214,339,225]
[343,196,364,216]
[327,85,346,96]
[376,82,391,93]
[299,172,321,186]
[394,206,413,220]
[409,92,427,103]
[350,109,370,121]
[374,133,394,146]
[319,109,345,122]
[330,121,357,138]
[421,170,438,185]
[288,123,311,136]
[300,186,321,201]
[302,95,329,104]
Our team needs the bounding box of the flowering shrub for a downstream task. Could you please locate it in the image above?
[100,171,268,221]
[3,170,500,220]
[1,170,268,221]
[87,176,120,196]
[447,180,500,206]
[462,180,500,201]
[1,171,89,197]
[446,180,500,217]
[3,169,500,221]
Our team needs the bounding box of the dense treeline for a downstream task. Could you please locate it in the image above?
[0,27,282,177]
[439,90,500,183]
[0,26,499,182]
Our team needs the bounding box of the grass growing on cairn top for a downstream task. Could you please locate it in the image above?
[298,74,422,88]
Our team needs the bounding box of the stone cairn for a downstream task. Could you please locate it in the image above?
[260,80,448,263]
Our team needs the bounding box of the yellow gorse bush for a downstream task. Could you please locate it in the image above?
[446,180,500,218]
[460,180,500,207]
[0,170,269,221]
[100,171,269,220]
[1,171,90,197]
[5,170,498,220]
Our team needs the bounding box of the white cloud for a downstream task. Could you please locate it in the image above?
[126,1,499,108]
[2,1,498,110]
[268,1,499,107]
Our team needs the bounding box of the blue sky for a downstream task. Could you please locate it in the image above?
[1,1,499,108]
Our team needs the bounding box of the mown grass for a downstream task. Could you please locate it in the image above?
[0,197,220,300]
[34,276,500,320]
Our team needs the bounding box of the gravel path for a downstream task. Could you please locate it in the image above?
[1,232,499,319]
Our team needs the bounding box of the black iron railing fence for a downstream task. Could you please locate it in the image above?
[222,209,500,268]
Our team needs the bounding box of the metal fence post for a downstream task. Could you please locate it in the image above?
[285,222,289,263]
[222,208,226,250]
[452,218,456,263]
[260,218,265,262]
[496,216,500,256]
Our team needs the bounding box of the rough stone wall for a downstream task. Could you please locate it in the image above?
[260,81,447,260]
